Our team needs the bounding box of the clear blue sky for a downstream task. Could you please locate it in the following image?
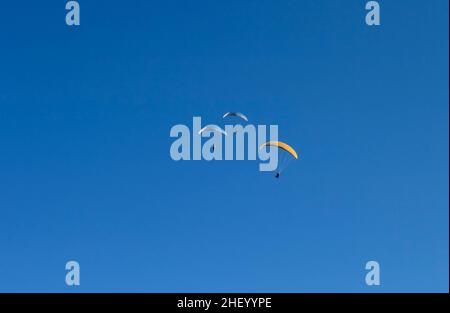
[0,0,448,292]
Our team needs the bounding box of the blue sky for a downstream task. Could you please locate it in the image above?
[0,0,448,292]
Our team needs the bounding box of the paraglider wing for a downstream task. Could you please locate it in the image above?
[198,125,228,136]
[222,112,249,122]
[259,141,298,159]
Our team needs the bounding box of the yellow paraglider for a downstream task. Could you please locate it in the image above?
[259,141,298,159]
[259,141,298,178]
